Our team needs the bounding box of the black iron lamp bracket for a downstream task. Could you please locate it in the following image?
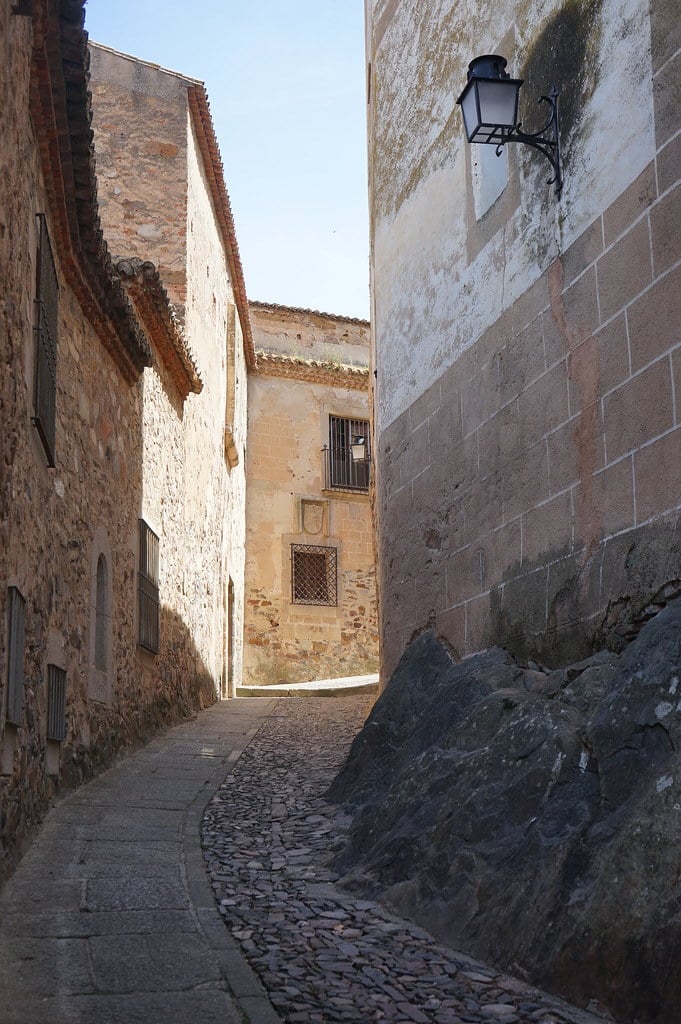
[496,87,562,198]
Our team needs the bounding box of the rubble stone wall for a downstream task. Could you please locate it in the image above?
[90,45,249,697]
[0,20,246,877]
[0,12,200,878]
[369,0,681,679]
[249,302,371,365]
[182,115,248,692]
[89,43,190,309]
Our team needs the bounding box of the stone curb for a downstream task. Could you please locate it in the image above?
[237,683,379,698]
[181,706,284,1024]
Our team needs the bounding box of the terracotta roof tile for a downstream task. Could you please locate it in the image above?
[30,0,150,382]
[115,258,202,399]
[187,86,255,370]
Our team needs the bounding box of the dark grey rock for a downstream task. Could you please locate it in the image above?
[331,598,681,1023]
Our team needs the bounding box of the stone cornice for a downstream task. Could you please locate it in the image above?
[187,85,255,371]
[29,0,151,383]
[254,352,370,391]
[115,259,202,399]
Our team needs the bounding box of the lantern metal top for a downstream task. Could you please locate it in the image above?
[465,54,516,83]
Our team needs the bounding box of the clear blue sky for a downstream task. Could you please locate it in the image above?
[85,1,369,319]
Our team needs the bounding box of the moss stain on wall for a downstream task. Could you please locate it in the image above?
[520,0,604,151]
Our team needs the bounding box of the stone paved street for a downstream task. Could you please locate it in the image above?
[202,694,614,1024]
[0,698,279,1024]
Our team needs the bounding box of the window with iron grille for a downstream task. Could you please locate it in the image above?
[47,664,67,742]
[291,544,337,606]
[324,416,370,493]
[138,520,160,653]
[33,214,58,467]
[6,587,26,726]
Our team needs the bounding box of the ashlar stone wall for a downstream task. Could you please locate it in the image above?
[368,0,681,679]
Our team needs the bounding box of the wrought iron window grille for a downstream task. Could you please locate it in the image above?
[291,544,338,606]
[138,520,160,653]
[47,664,67,742]
[33,214,58,467]
[323,416,370,493]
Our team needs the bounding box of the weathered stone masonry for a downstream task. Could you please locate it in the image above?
[369,0,681,680]
[243,304,379,686]
[1,2,151,875]
[0,7,250,876]
[89,43,252,699]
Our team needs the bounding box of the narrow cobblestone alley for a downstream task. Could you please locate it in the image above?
[202,695,614,1024]
[0,691,618,1024]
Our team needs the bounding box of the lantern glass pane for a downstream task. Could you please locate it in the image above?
[477,78,519,129]
[460,84,480,141]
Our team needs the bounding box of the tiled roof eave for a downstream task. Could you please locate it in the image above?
[29,0,151,383]
[115,258,202,399]
[187,85,255,372]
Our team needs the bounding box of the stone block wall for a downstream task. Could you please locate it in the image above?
[244,307,378,686]
[369,0,681,679]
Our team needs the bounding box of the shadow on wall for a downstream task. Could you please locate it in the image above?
[68,603,217,785]
[488,517,681,668]
[0,604,217,882]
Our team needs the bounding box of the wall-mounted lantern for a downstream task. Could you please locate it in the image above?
[456,54,563,198]
[350,435,368,463]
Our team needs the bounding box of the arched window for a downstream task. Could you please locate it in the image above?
[94,554,108,671]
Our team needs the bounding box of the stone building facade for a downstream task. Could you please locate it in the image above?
[244,303,378,685]
[89,43,252,701]
[367,0,681,679]
[0,5,250,876]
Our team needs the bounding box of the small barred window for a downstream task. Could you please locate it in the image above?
[47,664,67,742]
[138,520,160,653]
[291,544,337,606]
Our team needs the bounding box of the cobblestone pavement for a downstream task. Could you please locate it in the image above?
[202,695,612,1024]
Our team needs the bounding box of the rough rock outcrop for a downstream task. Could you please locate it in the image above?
[330,598,681,1023]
